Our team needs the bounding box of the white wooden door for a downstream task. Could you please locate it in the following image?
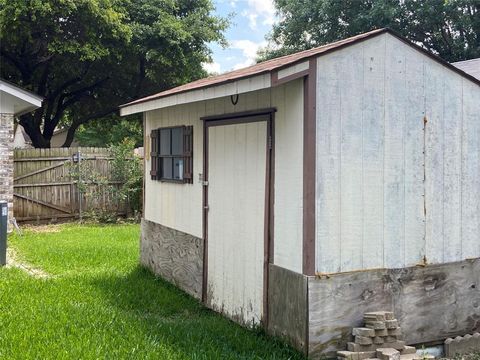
[206,119,267,325]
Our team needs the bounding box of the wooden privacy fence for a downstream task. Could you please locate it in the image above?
[13,147,126,222]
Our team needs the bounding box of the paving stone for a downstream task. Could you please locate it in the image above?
[400,346,417,355]
[386,336,397,342]
[339,351,377,360]
[376,348,400,360]
[388,328,402,336]
[348,342,377,352]
[338,351,356,359]
[385,320,398,329]
[375,329,389,336]
[356,336,373,345]
[384,312,395,320]
[364,312,387,321]
[366,321,386,330]
[374,336,385,345]
[353,327,376,337]
[381,341,406,351]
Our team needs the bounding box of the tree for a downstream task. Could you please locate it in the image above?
[259,0,479,63]
[0,0,227,148]
[75,115,143,148]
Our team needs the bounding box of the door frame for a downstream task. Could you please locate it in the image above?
[201,108,276,326]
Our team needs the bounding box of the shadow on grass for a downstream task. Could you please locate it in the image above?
[90,265,305,359]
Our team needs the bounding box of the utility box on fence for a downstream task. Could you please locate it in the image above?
[0,201,7,266]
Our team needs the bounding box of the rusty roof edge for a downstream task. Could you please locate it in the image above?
[120,27,480,111]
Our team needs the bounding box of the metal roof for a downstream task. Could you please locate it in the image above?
[120,28,480,110]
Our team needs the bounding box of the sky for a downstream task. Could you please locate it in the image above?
[203,0,276,74]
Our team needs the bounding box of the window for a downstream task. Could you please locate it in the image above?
[150,126,193,183]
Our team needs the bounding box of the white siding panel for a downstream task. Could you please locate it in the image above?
[339,46,365,271]
[361,35,386,269]
[383,35,406,268]
[316,52,342,273]
[272,79,304,273]
[145,84,305,274]
[403,47,426,266]
[207,122,267,325]
[442,72,463,262]
[424,61,445,264]
[461,80,480,259]
[315,32,480,273]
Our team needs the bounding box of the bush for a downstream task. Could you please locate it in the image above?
[109,139,143,218]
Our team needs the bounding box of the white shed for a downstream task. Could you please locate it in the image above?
[120,28,480,357]
[0,79,42,228]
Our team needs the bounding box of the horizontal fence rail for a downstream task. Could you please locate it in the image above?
[13,147,127,222]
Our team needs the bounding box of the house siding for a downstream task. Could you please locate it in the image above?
[315,32,480,273]
[0,113,14,230]
[144,79,305,274]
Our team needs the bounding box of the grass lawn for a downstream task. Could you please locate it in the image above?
[1,224,304,360]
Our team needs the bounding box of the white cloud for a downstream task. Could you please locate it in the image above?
[241,0,276,30]
[202,61,222,74]
[230,39,267,70]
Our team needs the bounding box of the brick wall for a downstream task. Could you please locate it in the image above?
[0,113,14,230]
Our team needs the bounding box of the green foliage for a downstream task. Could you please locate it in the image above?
[76,115,143,147]
[109,139,143,216]
[0,0,227,147]
[259,0,479,63]
[1,224,305,359]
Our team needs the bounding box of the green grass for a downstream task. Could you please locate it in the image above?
[0,224,304,360]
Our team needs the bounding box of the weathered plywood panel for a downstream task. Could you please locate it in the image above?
[383,34,406,268]
[315,31,480,273]
[442,72,463,262]
[308,258,480,359]
[403,47,426,266]
[140,218,203,299]
[267,264,307,354]
[316,51,342,273]
[339,45,365,271]
[461,79,480,259]
[424,61,445,264]
[361,35,386,269]
[272,79,304,273]
[207,121,267,325]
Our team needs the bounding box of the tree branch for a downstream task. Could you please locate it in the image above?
[62,107,117,147]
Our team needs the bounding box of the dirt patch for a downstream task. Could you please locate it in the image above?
[6,247,51,279]
[21,224,63,233]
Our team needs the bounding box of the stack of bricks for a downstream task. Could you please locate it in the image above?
[337,311,434,360]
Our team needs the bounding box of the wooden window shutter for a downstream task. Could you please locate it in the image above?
[150,129,159,180]
[183,126,193,183]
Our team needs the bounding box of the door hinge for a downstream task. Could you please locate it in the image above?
[268,136,272,149]
[202,181,209,186]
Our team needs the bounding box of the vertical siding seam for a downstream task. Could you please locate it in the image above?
[403,52,407,267]
[422,59,427,262]
[382,35,387,268]
[442,76,446,263]
[339,70,343,272]
[460,80,464,259]
[361,43,365,269]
